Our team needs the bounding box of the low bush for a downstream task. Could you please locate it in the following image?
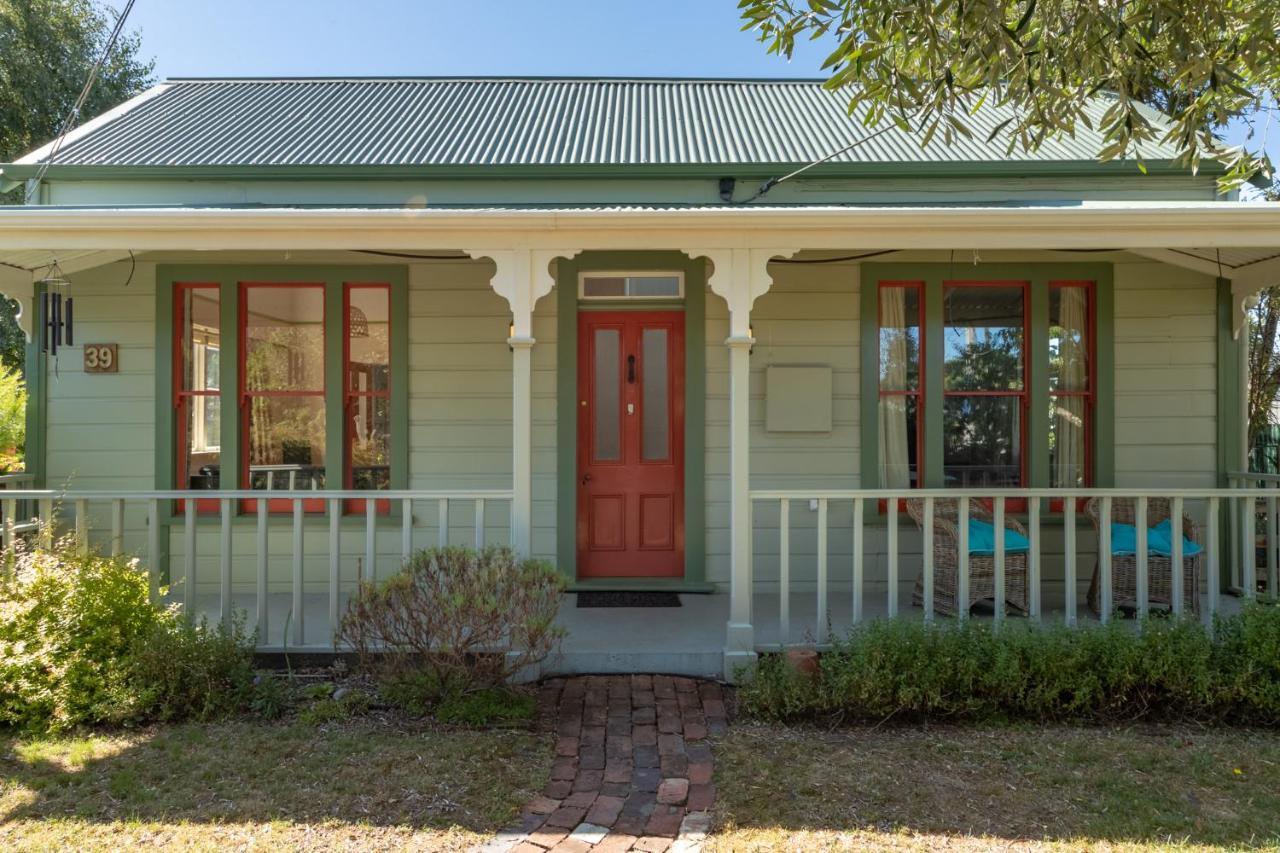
[339,546,564,721]
[739,602,1280,725]
[0,539,256,732]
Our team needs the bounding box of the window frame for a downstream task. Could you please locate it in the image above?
[158,265,408,520]
[173,281,223,514]
[578,270,685,301]
[343,282,392,514]
[876,280,926,488]
[860,263,1113,503]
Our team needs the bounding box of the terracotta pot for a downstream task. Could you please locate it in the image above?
[785,648,820,676]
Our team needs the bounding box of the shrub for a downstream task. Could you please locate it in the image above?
[0,362,24,473]
[339,546,565,712]
[0,539,256,732]
[739,603,1280,725]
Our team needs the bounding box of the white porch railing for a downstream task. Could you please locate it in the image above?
[748,487,1275,650]
[0,488,513,650]
[0,473,38,551]
[1226,472,1280,598]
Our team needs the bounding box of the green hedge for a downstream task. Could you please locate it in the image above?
[740,603,1280,724]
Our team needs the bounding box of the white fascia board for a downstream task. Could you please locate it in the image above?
[1,202,1280,252]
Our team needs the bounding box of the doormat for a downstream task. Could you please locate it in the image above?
[576,591,682,608]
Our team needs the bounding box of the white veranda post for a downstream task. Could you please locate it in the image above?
[687,247,794,680]
[466,248,577,557]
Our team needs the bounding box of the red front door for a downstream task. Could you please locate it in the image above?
[577,311,685,578]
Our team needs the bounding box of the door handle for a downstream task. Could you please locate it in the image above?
[627,354,636,384]
[581,473,592,485]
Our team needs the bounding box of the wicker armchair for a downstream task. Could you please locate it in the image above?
[904,498,1031,618]
[1083,498,1202,617]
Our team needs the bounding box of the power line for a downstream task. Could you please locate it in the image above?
[25,0,140,204]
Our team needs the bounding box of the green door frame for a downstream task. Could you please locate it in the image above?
[556,251,711,591]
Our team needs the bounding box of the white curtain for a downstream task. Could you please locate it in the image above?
[1053,288,1088,487]
[879,288,911,488]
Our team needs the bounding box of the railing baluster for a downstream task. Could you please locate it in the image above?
[75,499,88,552]
[851,497,864,624]
[957,497,970,620]
[220,499,232,625]
[147,499,160,603]
[401,498,413,561]
[1228,493,1241,590]
[364,499,376,583]
[778,499,790,646]
[39,498,52,550]
[110,499,124,557]
[183,499,196,616]
[256,498,268,641]
[438,498,449,549]
[1099,496,1113,623]
[1206,496,1220,630]
[993,496,1006,629]
[1242,495,1257,600]
[291,499,304,646]
[328,499,340,649]
[1063,497,1077,626]
[1028,496,1041,621]
[474,498,485,550]
[1171,497,1185,617]
[816,497,828,645]
[2,498,14,565]
[1136,496,1149,619]
[922,497,934,622]
[886,497,898,618]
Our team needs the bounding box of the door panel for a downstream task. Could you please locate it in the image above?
[577,311,685,578]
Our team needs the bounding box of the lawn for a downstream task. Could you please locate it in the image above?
[710,722,1280,851]
[0,714,550,852]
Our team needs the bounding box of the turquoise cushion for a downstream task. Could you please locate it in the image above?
[1108,521,1202,557]
[967,518,1031,555]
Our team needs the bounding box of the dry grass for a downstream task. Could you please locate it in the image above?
[0,714,551,852]
[710,722,1280,851]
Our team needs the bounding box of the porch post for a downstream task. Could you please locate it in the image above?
[689,247,794,681]
[467,248,577,557]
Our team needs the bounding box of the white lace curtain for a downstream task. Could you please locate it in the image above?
[879,288,911,488]
[1053,287,1088,487]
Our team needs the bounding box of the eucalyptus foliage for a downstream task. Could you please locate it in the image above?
[739,0,1279,188]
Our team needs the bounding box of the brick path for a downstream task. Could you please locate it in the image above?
[477,675,728,853]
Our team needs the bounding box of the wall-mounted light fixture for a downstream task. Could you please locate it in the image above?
[748,324,755,356]
[508,319,515,353]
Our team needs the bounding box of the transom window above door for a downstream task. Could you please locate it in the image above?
[580,272,683,300]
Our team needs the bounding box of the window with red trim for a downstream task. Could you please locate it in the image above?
[240,282,326,512]
[1049,282,1094,490]
[877,282,922,489]
[345,283,391,512]
[175,283,222,513]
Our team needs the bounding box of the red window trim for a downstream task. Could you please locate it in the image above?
[343,282,391,514]
[174,282,222,515]
[239,281,327,514]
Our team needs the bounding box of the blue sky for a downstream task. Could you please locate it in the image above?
[112,0,1275,184]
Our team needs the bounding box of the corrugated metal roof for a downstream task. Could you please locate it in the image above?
[14,77,1185,170]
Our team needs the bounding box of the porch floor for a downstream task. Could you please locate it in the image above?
[181,586,1246,679]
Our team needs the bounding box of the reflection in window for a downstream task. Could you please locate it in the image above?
[242,283,326,498]
[943,284,1025,487]
[878,284,921,488]
[347,285,391,498]
[1049,285,1091,488]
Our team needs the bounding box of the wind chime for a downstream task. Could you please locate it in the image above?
[38,260,73,355]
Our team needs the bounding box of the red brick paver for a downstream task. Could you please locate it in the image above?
[480,675,727,852]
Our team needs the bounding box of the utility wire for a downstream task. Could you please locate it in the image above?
[735,120,909,204]
[25,0,139,204]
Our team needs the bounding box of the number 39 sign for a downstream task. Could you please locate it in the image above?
[83,343,118,373]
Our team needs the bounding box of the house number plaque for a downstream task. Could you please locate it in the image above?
[83,343,119,373]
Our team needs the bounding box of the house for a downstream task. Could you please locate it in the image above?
[1,77,1279,680]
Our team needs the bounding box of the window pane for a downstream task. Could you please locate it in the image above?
[944,286,1024,391]
[180,287,220,392]
[627,276,680,297]
[183,397,220,489]
[1050,286,1089,392]
[244,285,325,392]
[247,396,326,490]
[348,287,390,391]
[943,396,1022,487]
[878,286,919,390]
[642,328,669,460]
[593,329,620,461]
[582,275,681,299]
[878,395,919,488]
[351,396,390,491]
[1050,395,1087,488]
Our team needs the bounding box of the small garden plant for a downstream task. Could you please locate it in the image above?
[339,546,565,725]
[739,602,1280,725]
